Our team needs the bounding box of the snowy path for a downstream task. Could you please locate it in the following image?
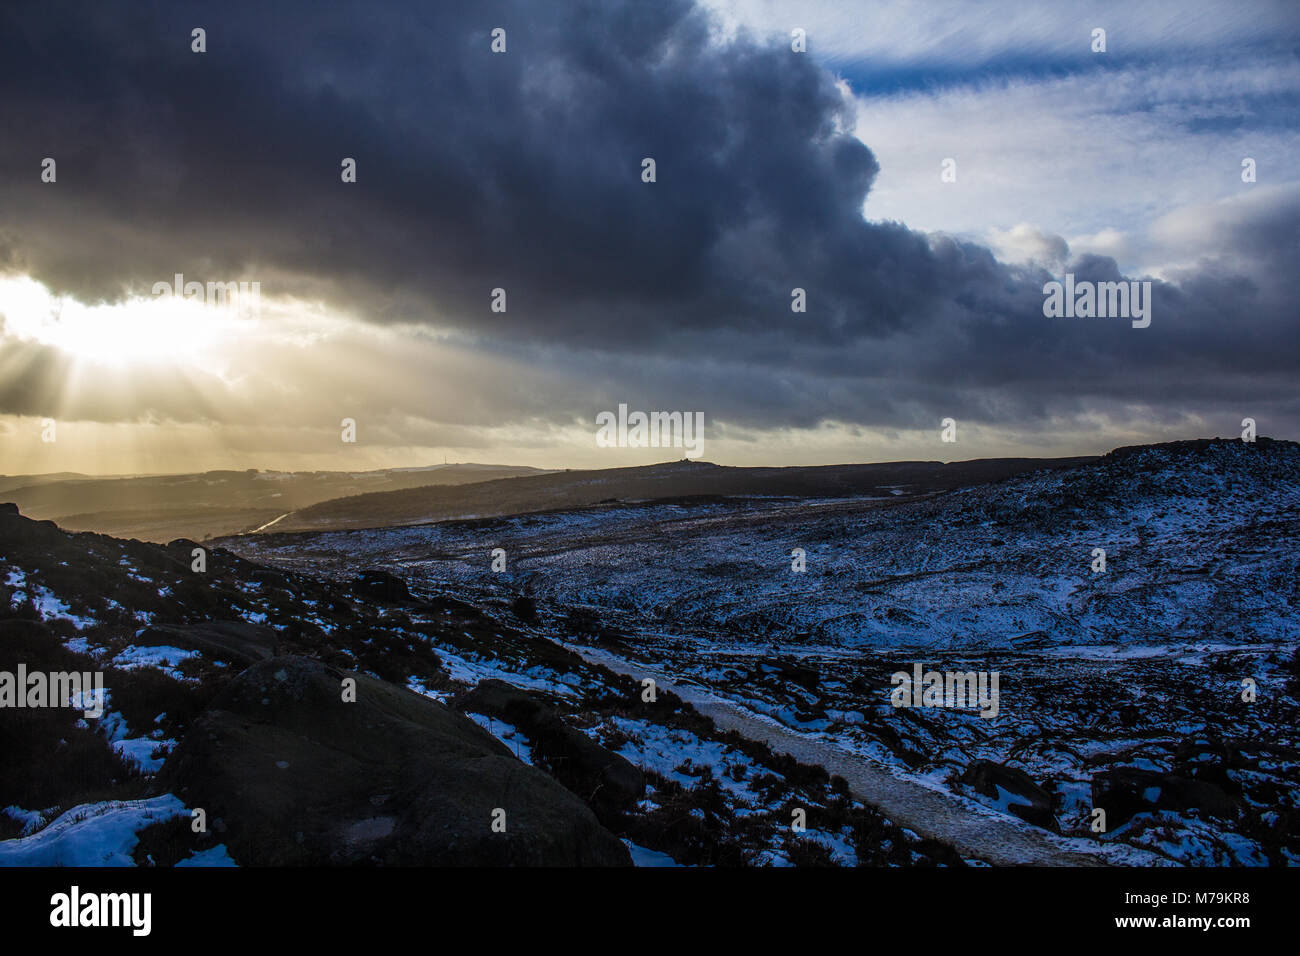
[577,646,1160,867]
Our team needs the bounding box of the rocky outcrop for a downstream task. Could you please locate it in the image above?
[159,657,631,865]
[1091,767,1241,828]
[136,621,279,666]
[959,760,1058,831]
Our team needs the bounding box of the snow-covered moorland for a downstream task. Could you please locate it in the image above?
[234,439,1300,865]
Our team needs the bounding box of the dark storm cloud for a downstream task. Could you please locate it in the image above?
[0,0,1296,435]
[0,0,914,340]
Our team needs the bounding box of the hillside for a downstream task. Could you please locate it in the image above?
[0,463,548,542]
[4,438,1296,867]
[232,437,1300,865]
[0,504,956,867]
[269,455,1098,533]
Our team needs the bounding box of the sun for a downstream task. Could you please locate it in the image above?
[0,274,229,367]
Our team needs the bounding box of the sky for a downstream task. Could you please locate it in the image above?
[1,0,1297,474]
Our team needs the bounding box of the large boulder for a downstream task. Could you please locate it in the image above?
[455,678,550,728]
[136,621,279,666]
[456,679,645,815]
[0,507,64,551]
[158,657,631,865]
[959,760,1058,831]
[1091,768,1240,828]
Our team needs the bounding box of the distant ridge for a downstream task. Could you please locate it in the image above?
[267,454,1099,533]
[0,463,549,542]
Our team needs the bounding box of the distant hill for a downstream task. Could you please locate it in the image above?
[0,463,549,542]
[268,455,1099,533]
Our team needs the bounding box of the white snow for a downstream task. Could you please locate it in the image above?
[175,844,238,867]
[2,805,49,837]
[96,691,176,773]
[466,712,534,764]
[621,839,682,866]
[110,644,201,681]
[0,795,188,866]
